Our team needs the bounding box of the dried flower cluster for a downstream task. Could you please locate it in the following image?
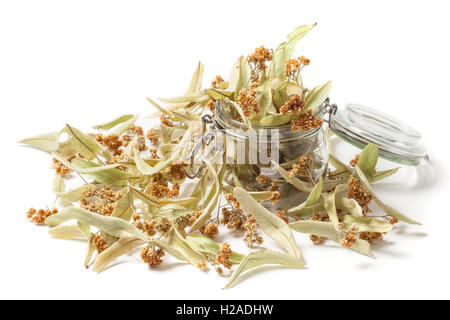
[237,85,260,117]
[291,109,323,132]
[289,154,313,177]
[200,222,219,239]
[51,158,71,176]
[285,55,310,80]
[247,46,273,81]
[94,234,109,253]
[280,95,306,115]
[148,182,180,199]
[221,207,246,230]
[243,215,264,248]
[160,115,174,127]
[96,134,124,156]
[80,187,122,216]
[146,128,158,145]
[340,224,359,248]
[26,207,58,224]
[213,242,233,274]
[347,176,373,215]
[211,75,225,89]
[141,246,165,267]
[349,154,360,167]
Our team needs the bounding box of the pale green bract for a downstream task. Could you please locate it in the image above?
[357,143,379,181]
[93,114,136,130]
[356,166,421,225]
[65,124,104,160]
[304,80,332,113]
[46,206,148,240]
[289,220,372,256]
[234,187,303,260]
[92,237,145,272]
[225,250,306,289]
[271,24,316,80]
[186,235,245,264]
[19,131,60,153]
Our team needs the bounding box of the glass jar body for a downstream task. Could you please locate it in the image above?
[215,100,328,208]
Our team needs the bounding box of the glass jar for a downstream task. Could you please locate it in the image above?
[212,99,329,208]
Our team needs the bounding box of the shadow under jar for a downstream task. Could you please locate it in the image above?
[214,99,328,209]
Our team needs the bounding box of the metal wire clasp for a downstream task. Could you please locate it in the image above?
[322,98,338,128]
[184,115,224,179]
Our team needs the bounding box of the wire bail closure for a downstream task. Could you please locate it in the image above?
[322,97,338,128]
[184,115,224,179]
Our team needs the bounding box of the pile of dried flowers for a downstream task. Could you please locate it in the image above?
[19,24,419,288]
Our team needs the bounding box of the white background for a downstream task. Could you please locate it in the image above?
[1,0,449,300]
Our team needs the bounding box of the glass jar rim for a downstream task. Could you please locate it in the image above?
[214,99,325,142]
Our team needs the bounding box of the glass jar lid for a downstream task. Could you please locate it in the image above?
[329,103,427,166]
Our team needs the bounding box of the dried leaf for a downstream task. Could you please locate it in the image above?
[146,97,174,117]
[152,228,206,268]
[323,188,340,230]
[234,187,303,259]
[223,186,275,202]
[56,156,136,187]
[186,235,245,264]
[92,237,145,272]
[186,62,204,94]
[357,143,379,181]
[289,220,372,256]
[64,124,103,160]
[129,187,161,207]
[52,153,119,173]
[256,69,272,118]
[190,160,221,232]
[46,206,148,240]
[78,221,91,238]
[356,166,421,225]
[157,197,198,206]
[259,114,294,127]
[48,223,88,240]
[225,99,252,128]
[18,131,60,153]
[285,82,303,96]
[113,115,139,136]
[336,196,363,217]
[235,55,250,97]
[133,146,179,175]
[93,114,135,130]
[288,195,362,217]
[59,184,104,203]
[159,93,208,105]
[84,234,96,268]
[111,190,134,221]
[52,175,65,194]
[271,24,316,80]
[272,161,312,193]
[288,201,324,217]
[305,176,323,207]
[342,215,393,233]
[205,88,234,100]
[224,250,305,289]
[372,167,400,182]
[329,154,350,171]
[304,80,332,113]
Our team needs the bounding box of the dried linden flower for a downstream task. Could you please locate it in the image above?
[347,177,373,215]
[200,222,219,239]
[141,246,165,267]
